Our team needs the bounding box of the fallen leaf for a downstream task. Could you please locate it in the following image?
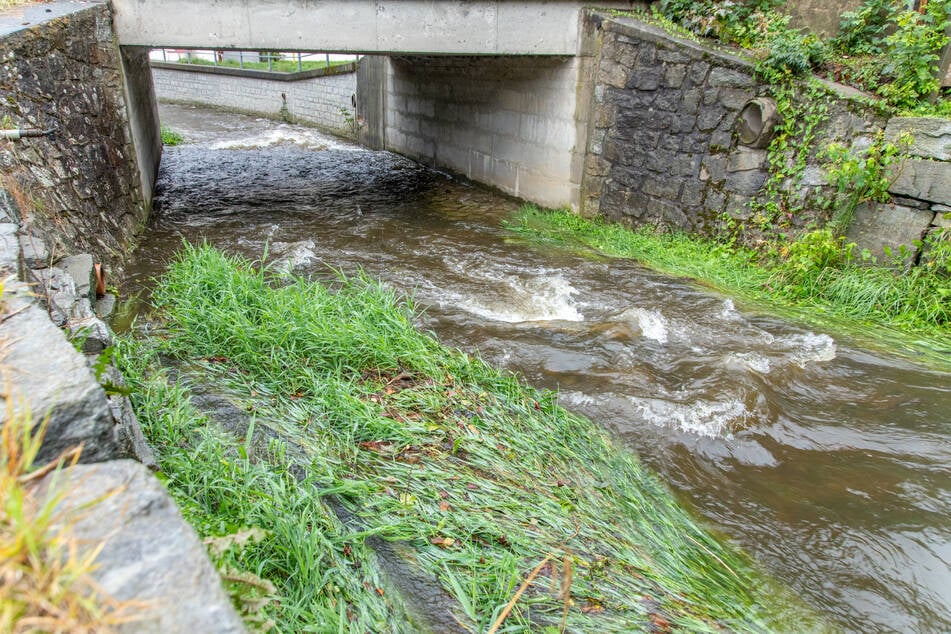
[581,601,604,614]
[439,501,451,511]
[429,536,456,548]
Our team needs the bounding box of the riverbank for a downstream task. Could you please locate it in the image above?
[117,243,819,632]
[507,205,951,359]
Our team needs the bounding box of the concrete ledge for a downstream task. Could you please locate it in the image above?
[150,60,357,82]
[595,11,754,72]
[42,460,246,634]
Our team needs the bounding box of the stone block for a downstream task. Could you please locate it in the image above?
[845,202,933,264]
[719,87,755,110]
[888,158,951,205]
[884,117,951,161]
[41,460,244,633]
[18,227,52,269]
[643,177,683,200]
[681,182,704,207]
[645,197,689,228]
[628,67,661,91]
[681,88,702,114]
[59,253,96,302]
[705,190,726,213]
[701,155,728,183]
[0,222,19,275]
[686,61,710,86]
[697,106,726,132]
[708,67,755,88]
[69,314,113,355]
[663,64,687,89]
[727,147,768,172]
[0,289,117,464]
[724,169,768,196]
[726,193,753,219]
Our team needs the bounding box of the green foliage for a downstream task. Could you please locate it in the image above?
[821,131,912,232]
[122,242,811,633]
[160,126,184,146]
[757,26,827,80]
[657,0,784,43]
[875,3,950,109]
[746,80,831,234]
[656,0,951,113]
[833,0,901,55]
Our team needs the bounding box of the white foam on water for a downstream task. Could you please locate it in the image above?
[724,351,772,374]
[619,307,669,343]
[441,268,584,323]
[784,332,837,366]
[208,127,350,151]
[719,298,743,321]
[631,396,749,437]
[560,391,596,407]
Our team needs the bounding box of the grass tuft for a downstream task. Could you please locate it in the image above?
[117,242,822,632]
[161,125,184,146]
[0,395,133,633]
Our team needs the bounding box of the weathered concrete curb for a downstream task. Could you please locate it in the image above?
[40,460,246,634]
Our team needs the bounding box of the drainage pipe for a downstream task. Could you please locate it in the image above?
[0,129,54,141]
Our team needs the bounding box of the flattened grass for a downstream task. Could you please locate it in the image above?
[120,243,819,632]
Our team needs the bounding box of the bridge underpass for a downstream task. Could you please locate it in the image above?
[110,0,642,209]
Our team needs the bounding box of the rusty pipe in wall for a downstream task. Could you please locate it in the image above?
[0,128,54,141]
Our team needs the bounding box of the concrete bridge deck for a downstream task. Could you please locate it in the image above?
[111,0,640,55]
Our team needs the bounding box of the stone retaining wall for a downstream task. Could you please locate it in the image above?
[1,5,243,630]
[582,12,948,264]
[152,62,358,136]
[0,2,156,270]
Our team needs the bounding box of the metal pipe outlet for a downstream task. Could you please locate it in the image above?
[0,128,54,141]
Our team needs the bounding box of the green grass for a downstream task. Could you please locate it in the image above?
[160,126,184,146]
[505,206,951,352]
[116,242,820,633]
[174,57,352,74]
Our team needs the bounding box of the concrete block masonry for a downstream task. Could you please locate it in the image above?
[152,64,358,136]
[381,55,587,208]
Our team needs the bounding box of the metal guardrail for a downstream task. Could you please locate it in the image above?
[151,49,357,73]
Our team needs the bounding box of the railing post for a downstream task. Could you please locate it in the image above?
[297,52,303,72]
[239,51,244,69]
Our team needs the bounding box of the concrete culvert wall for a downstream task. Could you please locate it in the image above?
[152,61,359,137]
[380,54,590,209]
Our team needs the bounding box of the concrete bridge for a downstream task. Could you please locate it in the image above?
[111,0,639,55]
[111,0,641,209]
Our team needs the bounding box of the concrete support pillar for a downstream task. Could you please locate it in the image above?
[356,56,388,150]
[118,46,162,216]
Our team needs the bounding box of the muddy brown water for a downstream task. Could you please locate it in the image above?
[125,104,951,633]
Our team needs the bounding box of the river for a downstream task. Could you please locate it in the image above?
[122,104,951,633]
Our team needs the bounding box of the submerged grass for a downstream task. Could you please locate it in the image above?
[117,242,820,633]
[505,206,951,352]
